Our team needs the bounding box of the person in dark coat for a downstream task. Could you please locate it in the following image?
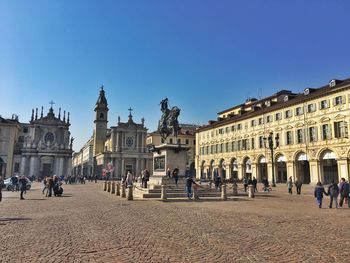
[338,178,350,208]
[18,176,27,200]
[252,177,258,192]
[295,180,302,195]
[186,176,197,199]
[243,177,248,192]
[172,167,179,186]
[314,182,326,208]
[0,176,4,202]
[327,180,339,208]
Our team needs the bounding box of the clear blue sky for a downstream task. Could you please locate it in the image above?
[1,0,350,151]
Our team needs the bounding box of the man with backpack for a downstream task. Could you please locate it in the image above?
[339,178,350,208]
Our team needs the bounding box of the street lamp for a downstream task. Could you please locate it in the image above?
[264,132,279,187]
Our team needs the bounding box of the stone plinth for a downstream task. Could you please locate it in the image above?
[152,143,190,180]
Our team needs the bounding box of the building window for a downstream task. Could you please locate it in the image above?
[237,124,242,130]
[266,115,272,123]
[258,117,264,125]
[242,139,247,150]
[275,112,282,121]
[193,140,196,145]
[23,127,29,133]
[170,138,173,144]
[177,139,181,144]
[295,107,304,116]
[206,146,209,155]
[285,110,292,119]
[334,96,344,105]
[231,125,235,132]
[309,127,317,142]
[320,100,329,109]
[286,131,293,145]
[251,138,255,149]
[218,128,224,134]
[259,136,264,148]
[185,139,189,144]
[225,127,229,133]
[18,136,24,143]
[334,121,348,138]
[297,129,304,143]
[322,124,331,140]
[237,140,241,151]
[99,113,104,119]
[251,120,256,127]
[307,103,316,113]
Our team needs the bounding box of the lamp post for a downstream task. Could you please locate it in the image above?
[264,132,279,187]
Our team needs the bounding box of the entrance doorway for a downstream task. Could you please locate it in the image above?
[258,156,267,182]
[296,153,310,184]
[276,155,287,183]
[321,151,338,184]
[230,159,238,180]
[42,163,52,177]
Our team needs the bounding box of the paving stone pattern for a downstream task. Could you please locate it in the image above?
[0,182,349,263]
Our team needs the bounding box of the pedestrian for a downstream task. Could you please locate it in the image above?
[42,176,47,195]
[295,179,302,195]
[142,169,150,188]
[172,167,179,186]
[186,176,197,199]
[166,168,171,178]
[252,177,258,192]
[47,176,54,197]
[326,180,339,208]
[338,178,350,208]
[0,176,4,202]
[10,175,18,192]
[243,177,248,192]
[18,175,27,200]
[287,176,293,195]
[314,181,326,208]
[126,171,133,186]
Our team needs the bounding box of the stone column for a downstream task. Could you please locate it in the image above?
[59,157,65,177]
[20,156,27,175]
[136,132,139,151]
[337,159,349,181]
[309,160,320,184]
[29,156,37,177]
[127,185,133,200]
[136,159,140,178]
[287,161,295,181]
[116,132,120,152]
[116,182,120,196]
[111,130,115,152]
[161,185,167,200]
[221,184,227,201]
[227,164,232,179]
[121,183,126,198]
[121,159,125,178]
[248,184,255,198]
[67,157,72,176]
[267,163,273,183]
[232,183,238,196]
[251,163,257,180]
[237,164,243,180]
[111,181,116,194]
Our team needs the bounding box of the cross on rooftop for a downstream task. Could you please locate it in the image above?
[128,107,133,116]
[49,100,55,108]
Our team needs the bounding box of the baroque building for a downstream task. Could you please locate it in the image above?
[73,87,152,179]
[196,77,350,185]
[0,106,73,179]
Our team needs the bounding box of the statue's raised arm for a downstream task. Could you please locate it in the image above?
[160,97,168,112]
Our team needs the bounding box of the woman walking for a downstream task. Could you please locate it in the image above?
[287,176,293,195]
[314,182,326,208]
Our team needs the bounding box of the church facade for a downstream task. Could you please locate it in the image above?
[0,106,73,179]
[73,88,152,179]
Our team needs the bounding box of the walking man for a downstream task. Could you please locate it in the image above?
[172,167,179,186]
[186,176,197,199]
[19,176,27,200]
[327,180,339,208]
[339,178,350,208]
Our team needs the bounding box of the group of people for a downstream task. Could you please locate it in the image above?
[314,178,350,208]
[166,167,180,186]
[42,175,64,197]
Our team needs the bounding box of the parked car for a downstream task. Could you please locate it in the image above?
[2,177,32,191]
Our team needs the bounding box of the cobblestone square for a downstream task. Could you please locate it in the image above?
[1,182,349,263]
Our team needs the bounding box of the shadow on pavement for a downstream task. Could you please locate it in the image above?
[0,217,32,222]
[159,198,252,203]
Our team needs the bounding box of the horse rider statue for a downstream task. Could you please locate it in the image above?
[158,97,181,140]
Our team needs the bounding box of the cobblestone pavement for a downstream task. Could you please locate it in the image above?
[1,182,350,263]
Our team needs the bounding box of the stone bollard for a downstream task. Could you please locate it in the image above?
[115,182,120,196]
[111,181,116,194]
[120,183,126,198]
[209,181,212,189]
[193,185,199,200]
[103,181,107,191]
[248,184,255,198]
[221,184,227,201]
[127,185,133,201]
[161,185,167,201]
[107,181,111,192]
[232,184,238,196]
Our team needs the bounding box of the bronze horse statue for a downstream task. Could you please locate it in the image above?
[158,98,181,140]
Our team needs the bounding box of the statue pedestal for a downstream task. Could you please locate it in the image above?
[149,143,190,186]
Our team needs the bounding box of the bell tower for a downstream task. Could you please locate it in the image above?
[93,86,109,156]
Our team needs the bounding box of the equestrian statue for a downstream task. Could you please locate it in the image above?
[158,97,181,141]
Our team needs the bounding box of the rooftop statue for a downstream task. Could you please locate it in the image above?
[158,97,181,141]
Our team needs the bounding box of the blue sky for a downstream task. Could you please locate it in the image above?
[1,0,350,151]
